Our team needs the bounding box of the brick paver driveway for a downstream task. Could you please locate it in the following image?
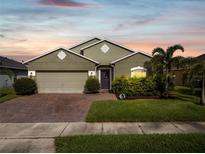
[0,93,116,123]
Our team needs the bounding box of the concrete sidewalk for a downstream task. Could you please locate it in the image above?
[0,122,205,139]
[0,122,205,152]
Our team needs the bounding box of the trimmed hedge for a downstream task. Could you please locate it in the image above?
[84,77,100,93]
[13,77,37,95]
[112,76,160,98]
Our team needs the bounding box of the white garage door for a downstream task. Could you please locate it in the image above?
[36,72,88,93]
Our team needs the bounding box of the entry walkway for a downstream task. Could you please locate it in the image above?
[0,122,205,152]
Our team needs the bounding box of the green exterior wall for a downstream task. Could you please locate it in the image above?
[83,41,133,65]
[114,53,151,78]
[70,38,100,54]
[27,49,96,71]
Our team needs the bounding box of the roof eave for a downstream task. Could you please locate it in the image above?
[24,47,100,65]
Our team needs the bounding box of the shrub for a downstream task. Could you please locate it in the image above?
[112,76,160,98]
[13,78,37,95]
[84,77,100,93]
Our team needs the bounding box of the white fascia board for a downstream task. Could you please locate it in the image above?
[111,52,138,64]
[24,47,100,64]
[111,51,152,64]
[23,47,65,64]
[80,40,105,51]
[69,37,101,49]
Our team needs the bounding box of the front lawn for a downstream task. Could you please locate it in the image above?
[0,88,16,103]
[55,134,205,153]
[86,99,205,122]
[171,86,201,103]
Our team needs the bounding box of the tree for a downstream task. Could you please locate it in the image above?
[152,44,184,97]
[171,56,185,69]
[189,62,205,105]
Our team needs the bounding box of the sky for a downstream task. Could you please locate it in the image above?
[0,0,205,62]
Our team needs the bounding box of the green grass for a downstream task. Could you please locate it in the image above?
[86,99,205,122]
[55,134,205,153]
[0,88,16,103]
[171,86,201,103]
[86,86,205,122]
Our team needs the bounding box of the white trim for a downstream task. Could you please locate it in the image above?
[80,39,135,53]
[80,40,104,51]
[24,47,100,64]
[69,37,101,50]
[111,51,152,64]
[111,52,138,64]
[131,66,146,71]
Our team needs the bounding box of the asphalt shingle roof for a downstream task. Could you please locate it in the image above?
[0,56,27,70]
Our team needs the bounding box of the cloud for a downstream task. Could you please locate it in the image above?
[0,33,27,42]
[0,34,5,38]
[37,0,93,8]
[114,16,158,31]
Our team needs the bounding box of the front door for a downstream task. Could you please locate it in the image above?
[100,69,110,89]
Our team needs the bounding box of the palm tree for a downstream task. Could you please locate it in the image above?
[189,62,205,105]
[171,56,185,69]
[152,44,184,97]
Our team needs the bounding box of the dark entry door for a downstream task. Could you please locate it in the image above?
[101,70,110,89]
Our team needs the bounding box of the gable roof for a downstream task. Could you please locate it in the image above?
[69,37,101,50]
[0,56,27,70]
[195,53,205,62]
[24,47,100,64]
[80,40,135,54]
[111,51,152,64]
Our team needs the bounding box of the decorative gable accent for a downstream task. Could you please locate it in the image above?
[57,51,66,60]
[100,44,110,53]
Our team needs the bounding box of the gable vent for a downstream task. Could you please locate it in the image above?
[101,44,110,53]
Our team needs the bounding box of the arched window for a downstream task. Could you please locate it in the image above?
[131,66,147,78]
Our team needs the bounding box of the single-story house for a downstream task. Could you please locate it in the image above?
[0,56,27,88]
[25,38,151,93]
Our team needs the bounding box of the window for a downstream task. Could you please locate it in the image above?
[131,66,146,78]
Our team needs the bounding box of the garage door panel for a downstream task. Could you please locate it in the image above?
[36,72,88,93]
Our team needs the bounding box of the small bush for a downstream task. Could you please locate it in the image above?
[84,77,100,93]
[13,78,37,95]
[112,76,160,97]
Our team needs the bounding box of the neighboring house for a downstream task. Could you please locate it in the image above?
[171,53,205,86]
[0,56,27,88]
[195,53,205,62]
[25,38,151,93]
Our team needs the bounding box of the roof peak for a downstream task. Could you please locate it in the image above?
[69,37,101,50]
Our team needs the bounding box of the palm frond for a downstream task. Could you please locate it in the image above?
[152,48,165,56]
[167,44,184,60]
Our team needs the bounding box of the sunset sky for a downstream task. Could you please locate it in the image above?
[0,0,205,62]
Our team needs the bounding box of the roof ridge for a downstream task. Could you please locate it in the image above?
[69,37,101,50]
[80,39,135,54]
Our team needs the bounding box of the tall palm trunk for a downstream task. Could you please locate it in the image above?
[164,67,169,98]
[201,72,205,105]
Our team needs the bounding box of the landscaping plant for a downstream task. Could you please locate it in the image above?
[13,77,37,95]
[84,76,100,93]
[152,44,184,97]
[112,76,160,98]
